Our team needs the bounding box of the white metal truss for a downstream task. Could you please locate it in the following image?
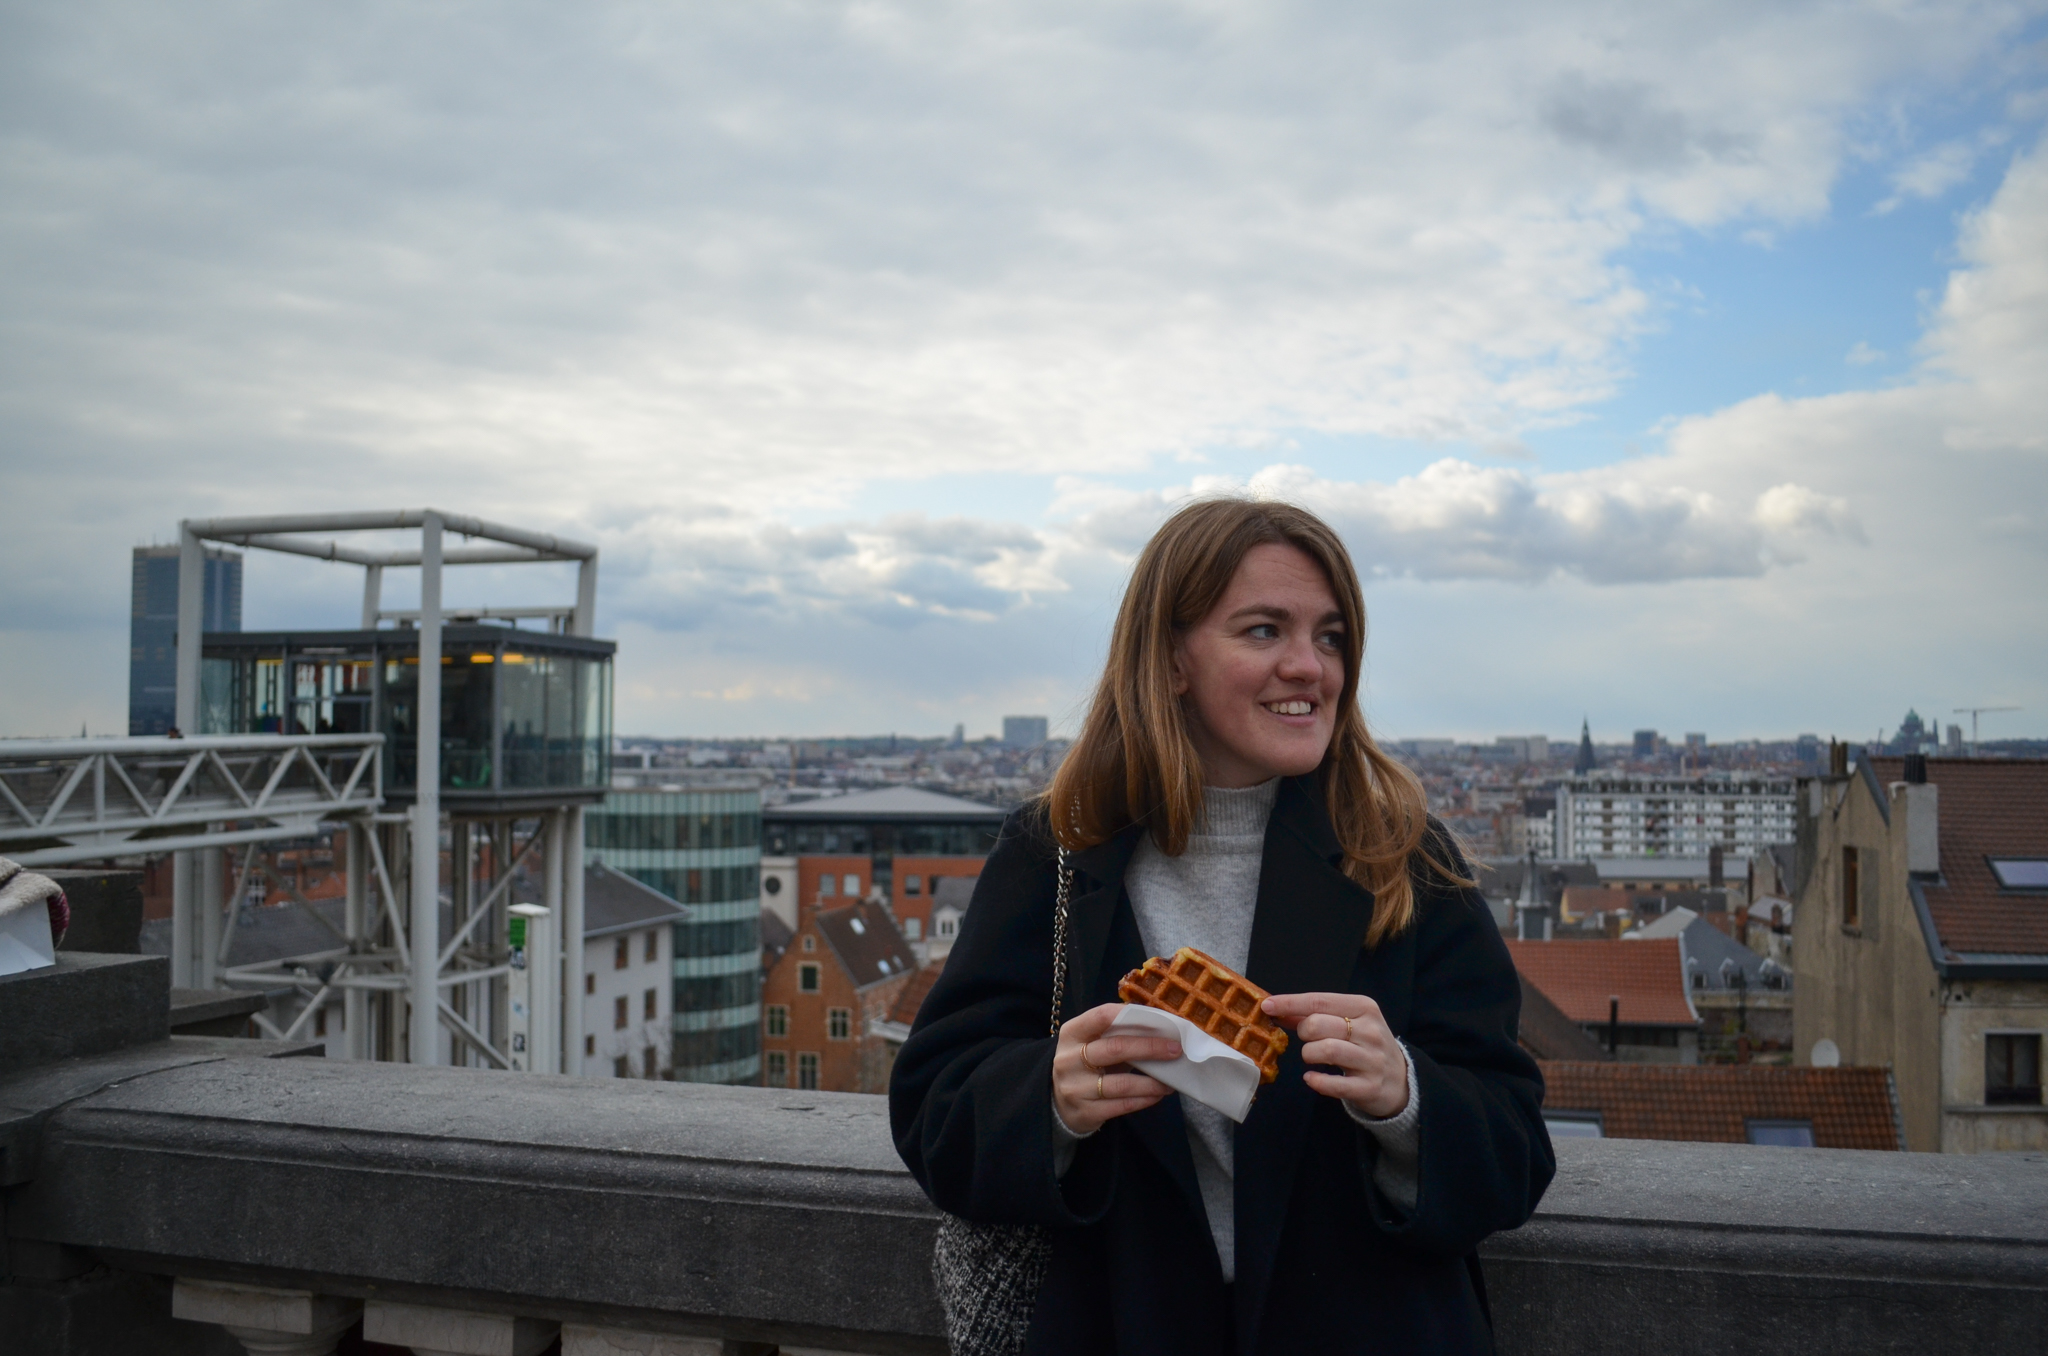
[153,509,594,1071]
[0,734,382,866]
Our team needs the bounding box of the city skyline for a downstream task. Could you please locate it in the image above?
[3,5,2045,744]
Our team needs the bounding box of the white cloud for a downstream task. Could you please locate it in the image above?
[1,3,2043,739]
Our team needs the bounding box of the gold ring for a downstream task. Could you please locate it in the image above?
[1096,1073,1105,1100]
[1343,1016,1353,1039]
[1081,1044,1101,1075]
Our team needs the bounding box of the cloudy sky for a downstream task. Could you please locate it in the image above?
[3,2,2045,744]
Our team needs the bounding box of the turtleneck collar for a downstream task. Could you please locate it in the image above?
[1194,777,1280,840]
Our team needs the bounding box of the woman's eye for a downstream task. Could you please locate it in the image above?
[1247,624,1280,640]
[1317,630,1344,649]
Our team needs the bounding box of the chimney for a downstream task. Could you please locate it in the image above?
[1903,753,1927,784]
[1898,778,1940,876]
[1828,741,1849,778]
[1709,845,1724,888]
[1607,996,1620,1055]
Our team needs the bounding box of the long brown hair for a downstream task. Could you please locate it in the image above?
[1045,497,1459,944]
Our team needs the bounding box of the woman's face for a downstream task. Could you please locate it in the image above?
[1172,542,1347,788]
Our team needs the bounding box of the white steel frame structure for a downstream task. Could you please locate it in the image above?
[169,510,598,1069]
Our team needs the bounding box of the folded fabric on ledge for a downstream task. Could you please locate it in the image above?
[0,855,66,976]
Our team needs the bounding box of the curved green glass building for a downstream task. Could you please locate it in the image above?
[586,784,762,1084]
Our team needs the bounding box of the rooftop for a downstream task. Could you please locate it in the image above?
[1868,756,2048,961]
[931,875,977,913]
[765,785,1007,822]
[815,899,917,990]
[1505,938,1698,1026]
[581,864,688,940]
[1540,1061,1900,1150]
[887,959,946,1027]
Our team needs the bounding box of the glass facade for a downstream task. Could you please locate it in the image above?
[588,786,763,1086]
[132,546,241,735]
[199,626,612,800]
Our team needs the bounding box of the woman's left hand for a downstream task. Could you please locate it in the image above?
[1261,992,1408,1119]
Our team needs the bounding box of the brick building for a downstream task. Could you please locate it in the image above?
[761,897,916,1093]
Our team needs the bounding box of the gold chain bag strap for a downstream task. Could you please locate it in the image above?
[930,845,1071,1356]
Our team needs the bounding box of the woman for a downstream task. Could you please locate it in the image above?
[890,499,1553,1355]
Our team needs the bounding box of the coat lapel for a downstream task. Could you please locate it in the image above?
[1234,776,1380,1350]
[1066,822,1207,1227]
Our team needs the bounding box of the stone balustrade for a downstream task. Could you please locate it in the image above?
[3,958,2047,1354]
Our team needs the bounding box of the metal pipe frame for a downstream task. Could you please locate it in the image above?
[163,508,600,1072]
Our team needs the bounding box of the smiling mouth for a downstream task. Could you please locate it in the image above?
[1263,700,1315,716]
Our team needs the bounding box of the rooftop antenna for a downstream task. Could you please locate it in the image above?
[1953,706,2020,755]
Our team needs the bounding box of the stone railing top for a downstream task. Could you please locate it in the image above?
[4,1047,2046,1354]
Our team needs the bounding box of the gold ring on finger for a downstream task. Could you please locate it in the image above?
[1081,1044,1101,1075]
[1096,1073,1105,1100]
[1343,1016,1353,1039]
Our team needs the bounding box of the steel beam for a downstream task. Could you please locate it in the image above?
[410,512,443,1066]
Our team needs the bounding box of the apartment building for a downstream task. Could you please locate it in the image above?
[579,864,688,1080]
[1558,776,1796,860]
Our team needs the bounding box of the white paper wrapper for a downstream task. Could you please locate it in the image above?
[1107,1003,1263,1123]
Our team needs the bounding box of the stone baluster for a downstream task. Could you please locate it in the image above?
[171,1279,360,1356]
[362,1300,558,1356]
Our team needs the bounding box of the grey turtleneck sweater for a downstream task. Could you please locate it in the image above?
[1053,780,1421,1282]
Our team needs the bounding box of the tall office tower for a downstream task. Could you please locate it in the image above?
[1002,715,1048,749]
[129,545,243,735]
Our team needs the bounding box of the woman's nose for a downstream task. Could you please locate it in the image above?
[1274,634,1321,679]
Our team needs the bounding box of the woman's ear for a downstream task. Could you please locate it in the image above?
[1168,641,1191,696]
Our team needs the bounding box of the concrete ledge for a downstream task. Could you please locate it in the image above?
[169,988,270,1038]
[0,953,168,1073]
[3,1061,2045,1354]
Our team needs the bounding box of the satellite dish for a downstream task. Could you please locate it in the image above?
[1811,1038,1841,1068]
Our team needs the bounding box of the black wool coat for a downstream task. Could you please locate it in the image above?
[889,776,1554,1356]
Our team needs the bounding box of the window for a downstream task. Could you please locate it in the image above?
[844,873,860,897]
[799,963,821,993]
[764,874,783,896]
[614,995,628,1030]
[644,1047,659,1079]
[614,936,630,970]
[827,1007,852,1040]
[1987,1033,2043,1105]
[797,1052,820,1090]
[1544,1113,1603,1139]
[1841,846,1860,928]
[802,934,816,952]
[614,1056,630,1079]
[584,1034,595,1058]
[766,1004,789,1037]
[646,930,659,963]
[766,1050,788,1086]
[904,874,922,896]
[1988,859,2048,890]
[1746,1120,1815,1147]
[904,917,922,941]
[644,987,658,1021]
[819,874,837,897]
[584,972,594,995]
[937,915,957,938]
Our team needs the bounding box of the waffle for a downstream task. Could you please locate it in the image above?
[1118,947,1289,1084]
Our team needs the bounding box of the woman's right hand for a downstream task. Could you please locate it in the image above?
[1053,1002,1180,1135]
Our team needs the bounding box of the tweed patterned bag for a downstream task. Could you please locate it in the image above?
[930,847,1072,1356]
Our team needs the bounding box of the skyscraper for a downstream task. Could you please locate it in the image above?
[129,545,242,735]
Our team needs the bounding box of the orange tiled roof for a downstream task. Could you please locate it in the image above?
[1505,938,1696,1026]
[1867,757,2048,958]
[1540,1061,1899,1150]
[889,959,946,1027]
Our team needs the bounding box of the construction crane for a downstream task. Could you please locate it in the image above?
[1954,705,2020,753]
